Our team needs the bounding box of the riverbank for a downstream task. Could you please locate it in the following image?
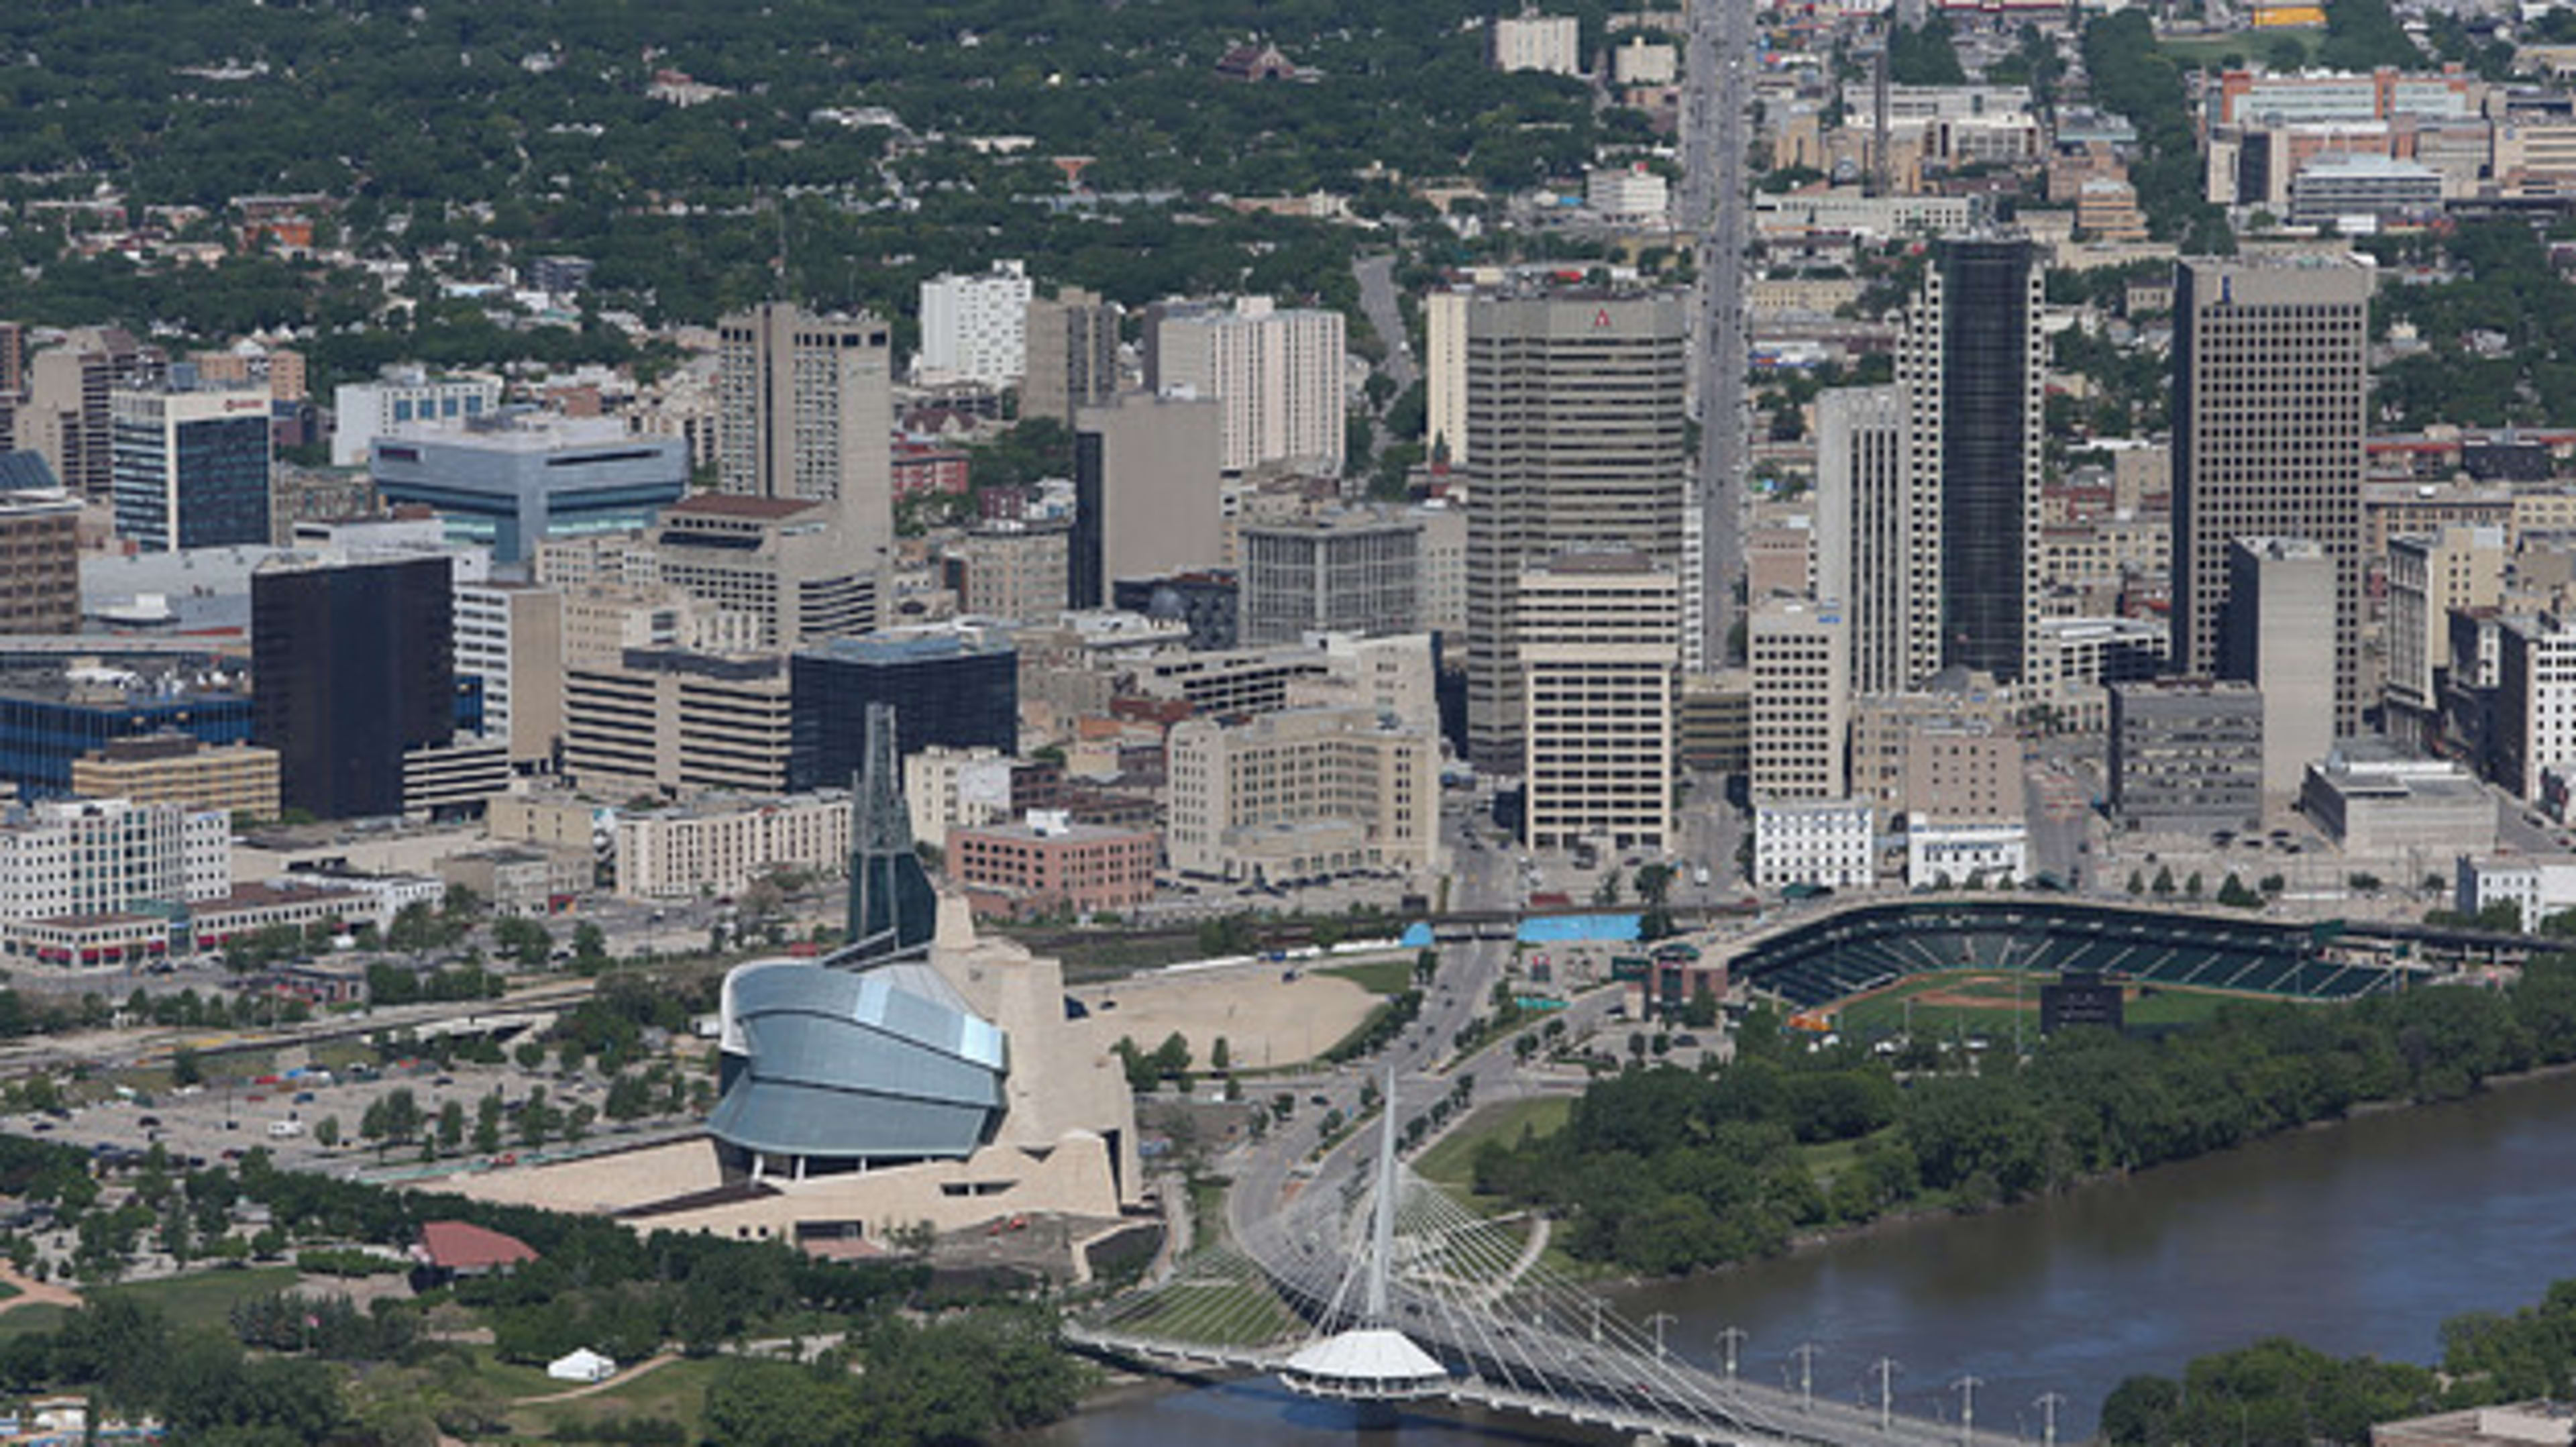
[1698,1054,2576,1295]
[1045,1059,2576,1443]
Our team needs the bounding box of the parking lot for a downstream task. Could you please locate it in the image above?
[38,1052,693,1181]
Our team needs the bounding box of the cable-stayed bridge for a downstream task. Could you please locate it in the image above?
[1065,1088,2045,1447]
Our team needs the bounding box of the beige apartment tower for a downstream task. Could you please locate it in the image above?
[1464,290,1690,774]
[2172,256,2371,733]
[714,303,894,587]
[1021,288,1121,424]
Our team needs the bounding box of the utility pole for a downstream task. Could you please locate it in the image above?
[1717,1326,1748,1384]
[1792,1343,1819,1411]
[2037,1392,2066,1447]
[1955,1375,1984,1445]
[1874,1358,1902,1432]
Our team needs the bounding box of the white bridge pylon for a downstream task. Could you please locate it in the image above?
[1278,1068,1450,1402]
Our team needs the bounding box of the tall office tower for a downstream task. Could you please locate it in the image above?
[917,260,1034,388]
[1148,297,1347,474]
[1749,596,1851,801]
[21,328,162,502]
[2222,535,2337,802]
[109,375,275,551]
[714,301,896,574]
[1519,553,1680,852]
[252,553,456,820]
[2173,255,2371,733]
[1069,393,1224,608]
[1462,290,1690,774]
[0,322,22,398]
[1021,287,1121,424]
[1814,386,1930,694]
[1900,234,2044,682]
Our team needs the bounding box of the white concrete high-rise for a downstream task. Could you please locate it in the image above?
[1519,553,1679,852]
[1814,386,1930,695]
[918,261,1034,388]
[1750,596,1850,802]
[1149,297,1346,475]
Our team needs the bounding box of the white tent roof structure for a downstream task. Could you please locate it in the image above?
[1281,1328,1447,1397]
[546,1347,616,1382]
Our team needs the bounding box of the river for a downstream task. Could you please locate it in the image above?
[1031,1068,2576,1444]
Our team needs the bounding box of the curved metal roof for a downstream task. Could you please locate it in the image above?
[708,961,1006,1161]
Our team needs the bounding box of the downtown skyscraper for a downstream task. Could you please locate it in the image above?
[2171,255,2370,734]
[1462,290,1689,775]
[1900,234,2045,684]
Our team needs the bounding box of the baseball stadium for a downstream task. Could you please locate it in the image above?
[1720,897,2481,1043]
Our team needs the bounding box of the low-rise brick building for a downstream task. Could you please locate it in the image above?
[951,812,1157,918]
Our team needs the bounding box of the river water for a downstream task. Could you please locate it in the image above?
[1032,1068,2576,1444]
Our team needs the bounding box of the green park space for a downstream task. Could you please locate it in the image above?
[1414,1095,1570,1199]
[1321,959,1416,996]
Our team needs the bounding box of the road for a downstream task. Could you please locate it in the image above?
[1686,0,1757,667]
[1352,253,1417,395]
[1226,798,1525,1250]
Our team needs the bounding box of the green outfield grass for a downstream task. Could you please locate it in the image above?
[1831,970,2267,1044]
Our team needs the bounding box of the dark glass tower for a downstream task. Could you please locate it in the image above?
[1909,236,2041,683]
[787,633,1018,793]
[251,553,455,819]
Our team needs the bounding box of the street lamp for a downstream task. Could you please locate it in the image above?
[1953,1375,1984,1445]
[1716,1326,1746,1385]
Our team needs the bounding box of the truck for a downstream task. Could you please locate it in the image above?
[266,1119,305,1139]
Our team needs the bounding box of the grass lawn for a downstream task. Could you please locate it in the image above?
[1798,1127,1891,1190]
[1413,1095,1570,1199]
[513,1356,725,1439]
[0,1304,66,1339]
[91,1265,303,1332]
[1322,959,1415,996]
[451,1350,576,1402]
